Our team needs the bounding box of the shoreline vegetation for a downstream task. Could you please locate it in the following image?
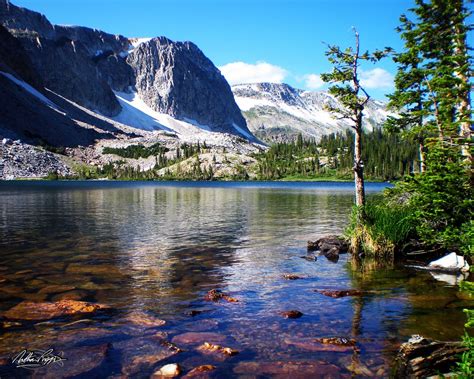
[39,128,418,182]
[322,0,473,377]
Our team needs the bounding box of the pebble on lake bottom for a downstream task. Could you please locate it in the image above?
[151,363,181,378]
[198,342,239,356]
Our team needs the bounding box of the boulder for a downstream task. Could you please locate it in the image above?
[394,335,467,378]
[428,253,470,273]
[307,235,348,255]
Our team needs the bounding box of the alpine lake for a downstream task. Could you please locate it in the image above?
[0,181,471,378]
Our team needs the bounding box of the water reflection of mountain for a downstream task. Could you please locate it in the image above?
[0,183,355,316]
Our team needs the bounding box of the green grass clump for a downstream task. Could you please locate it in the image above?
[363,199,416,246]
[346,197,417,257]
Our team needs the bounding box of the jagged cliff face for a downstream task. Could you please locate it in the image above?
[0,1,123,116]
[0,1,256,142]
[232,83,393,143]
[127,37,252,138]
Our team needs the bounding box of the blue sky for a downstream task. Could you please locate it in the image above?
[10,0,471,100]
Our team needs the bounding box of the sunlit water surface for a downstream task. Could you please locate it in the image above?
[0,181,470,378]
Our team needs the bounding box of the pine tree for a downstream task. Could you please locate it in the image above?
[385,0,473,252]
[390,0,472,165]
[321,29,390,210]
[385,11,432,172]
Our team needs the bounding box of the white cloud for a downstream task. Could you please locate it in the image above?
[218,61,288,85]
[359,68,394,89]
[303,74,324,90]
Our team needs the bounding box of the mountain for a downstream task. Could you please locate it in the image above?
[232,82,393,143]
[0,0,256,143]
[128,37,251,139]
[0,23,119,148]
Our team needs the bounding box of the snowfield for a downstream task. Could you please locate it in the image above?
[0,71,64,114]
[112,91,265,149]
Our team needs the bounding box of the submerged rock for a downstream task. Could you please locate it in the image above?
[285,337,357,353]
[114,337,180,376]
[301,255,317,262]
[204,289,238,303]
[283,274,303,280]
[428,253,470,273]
[182,319,219,332]
[183,365,216,378]
[281,310,303,319]
[3,300,109,320]
[123,311,166,328]
[51,290,89,301]
[187,310,205,317]
[151,363,181,378]
[198,342,239,356]
[233,360,344,378]
[32,343,109,379]
[38,285,76,294]
[172,332,227,346]
[315,289,364,298]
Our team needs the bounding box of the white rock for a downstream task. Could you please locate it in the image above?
[2,138,12,145]
[408,335,425,344]
[428,252,470,273]
[152,363,181,378]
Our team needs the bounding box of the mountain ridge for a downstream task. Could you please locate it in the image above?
[232,82,392,143]
[0,0,255,142]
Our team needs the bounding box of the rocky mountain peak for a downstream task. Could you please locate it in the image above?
[127,37,254,140]
[0,0,55,39]
[233,82,305,107]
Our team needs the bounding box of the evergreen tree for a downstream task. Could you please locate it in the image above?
[321,29,390,210]
[389,0,472,167]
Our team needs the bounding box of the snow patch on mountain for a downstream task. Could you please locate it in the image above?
[0,71,63,114]
[232,82,394,142]
[234,97,274,111]
[112,91,264,148]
